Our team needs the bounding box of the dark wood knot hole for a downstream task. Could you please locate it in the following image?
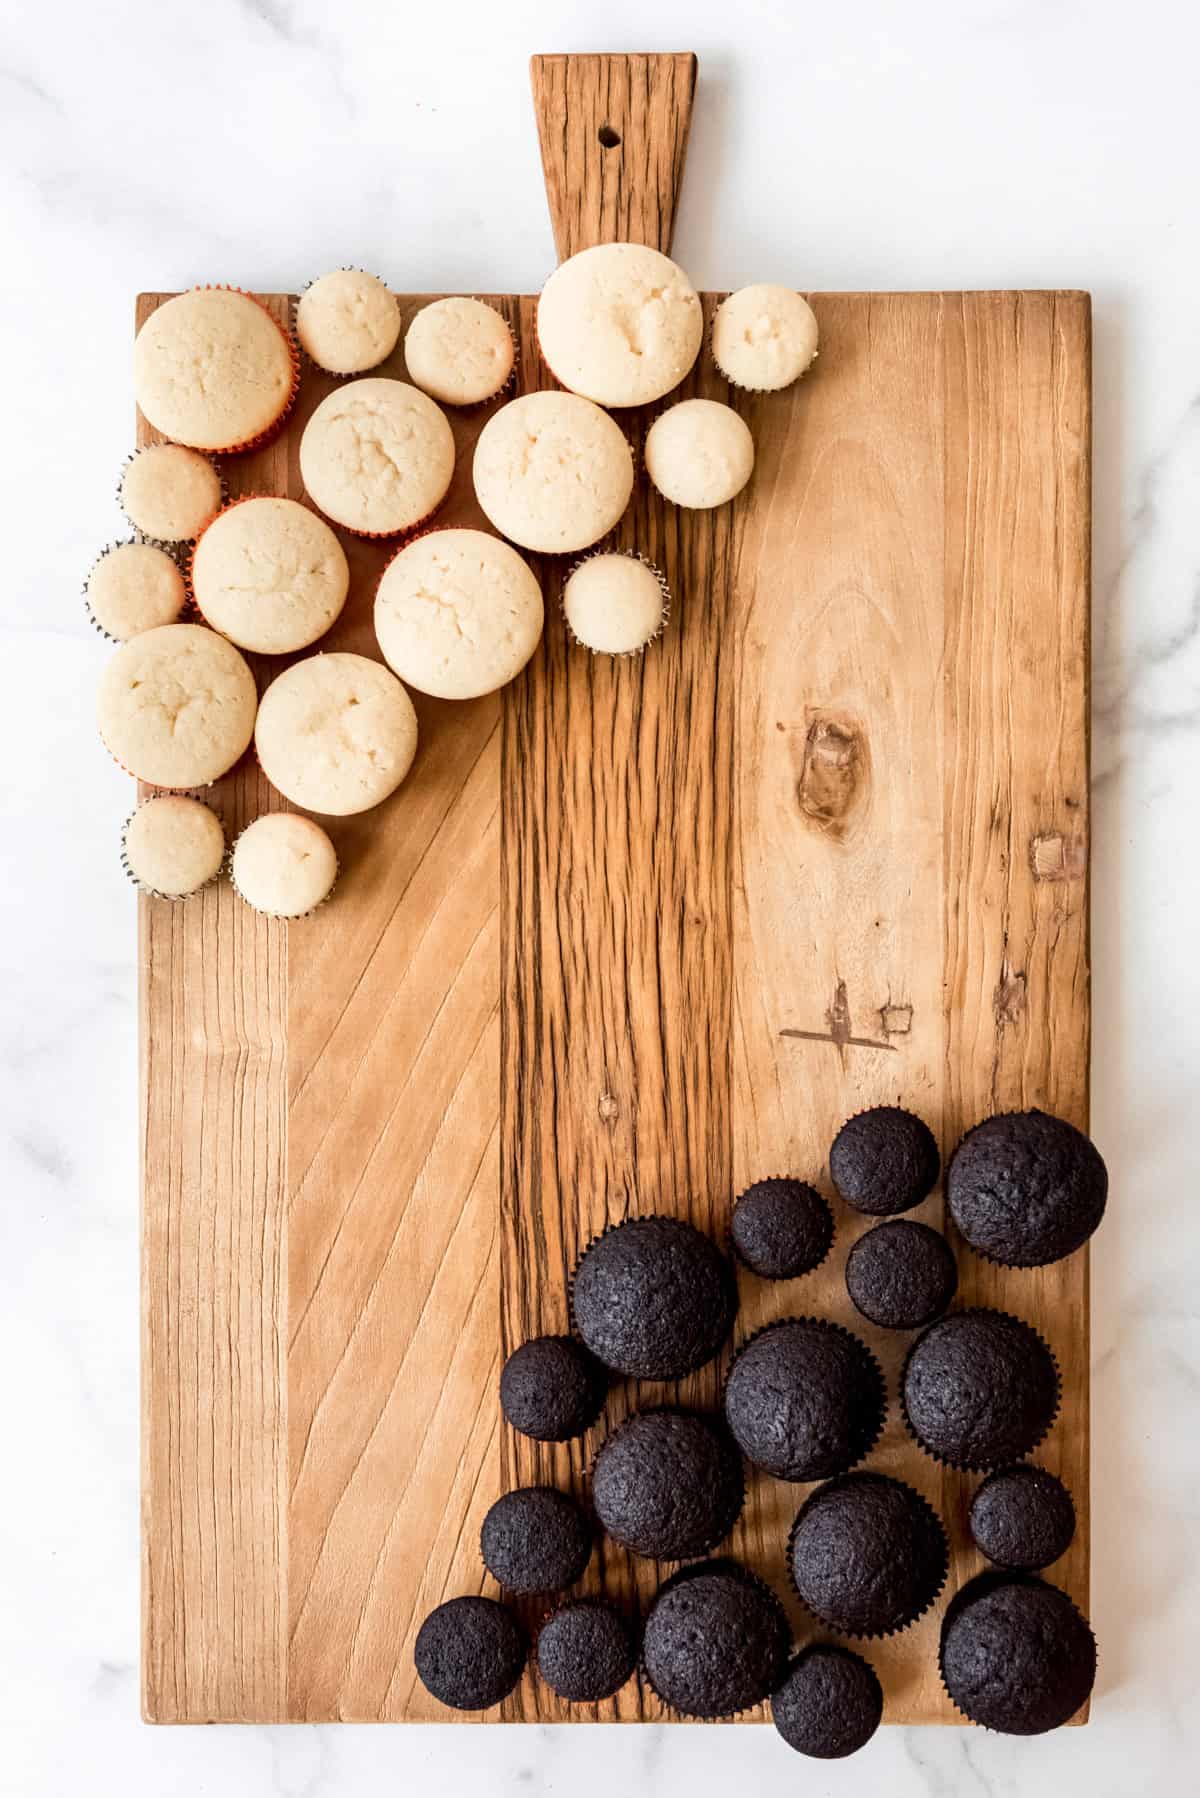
[598,125,621,149]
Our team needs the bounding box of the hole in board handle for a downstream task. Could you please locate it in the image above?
[598,125,621,149]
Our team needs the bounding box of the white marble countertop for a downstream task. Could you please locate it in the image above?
[3,0,1198,1791]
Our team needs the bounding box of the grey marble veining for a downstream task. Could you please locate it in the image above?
[3,0,1198,1792]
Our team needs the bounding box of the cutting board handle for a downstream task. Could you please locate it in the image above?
[530,53,697,262]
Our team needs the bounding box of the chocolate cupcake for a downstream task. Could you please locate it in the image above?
[536,1598,635,1703]
[413,1595,526,1711]
[591,1409,744,1560]
[969,1464,1077,1570]
[939,1572,1096,1733]
[947,1110,1108,1267]
[771,1643,883,1758]
[499,1336,606,1443]
[571,1217,737,1380]
[830,1106,940,1215]
[723,1319,884,1482]
[845,1220,958,1329]
[641,1560,790,1719]
[902,1309,1060,1470]
[788,1472,948,1637]
[730,1178,833,1279]
[480,1487,592,1594]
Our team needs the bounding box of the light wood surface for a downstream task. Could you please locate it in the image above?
[139,52,1091,1726]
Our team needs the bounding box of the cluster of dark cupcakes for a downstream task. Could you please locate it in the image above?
[414,1105,1106,1753]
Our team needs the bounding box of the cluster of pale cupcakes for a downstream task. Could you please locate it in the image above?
[92,256,818,916]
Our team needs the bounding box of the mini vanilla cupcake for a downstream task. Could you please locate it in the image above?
[404,298,515,406]
[255,652,418,815]
[296,269,401,376]
[645,399,755,509]
[375,529,542,699]
[473,392,633,554]
[537,242,703,407]
[119,444,223,543]
[191,497,349,654]
[134,289,297,453]
[97,624,257,788]
[299,378,455,536]
[711,285,819,392]
[562,551,669,657]
[85,541,188,642]
[122,795,225,899]
[230,812,338,918]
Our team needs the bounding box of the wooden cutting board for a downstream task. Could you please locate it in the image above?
[139,53,1091,1725]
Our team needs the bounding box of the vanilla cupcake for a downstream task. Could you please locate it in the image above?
[473,392,633,554]
[712,285,819,391]
[563,551,669,657]
[191,498,349,654]
[405,298,515,406]
[134,289,297,453]
[299,378,455,536]
[122,795,225,899]
[375,529,542,699]
[230,813,338,918]
[296,269,401,376]
[645,400,755,509]
[86,541,188,642]
[119,444,223,543]
[97,624,257,788]
[255,652,418,815]
[537,242,703,408]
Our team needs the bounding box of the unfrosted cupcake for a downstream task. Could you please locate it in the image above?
[712,285,819,391]
[255,651,418,815]
[562,550,669,657]
[645,400,755,509]
[473,392,633,554]
[375,528,543,699]
[299,378,455,536]
[230,812,338,918]
[537,242,703,407]
[122,795,225,899]
[119,444,223,543]
[97,624,257,788]
[296,269,400,376]
[85,541,187,642]
[191,497,349,654]
[405,297,514,406]
[133,289,297,453]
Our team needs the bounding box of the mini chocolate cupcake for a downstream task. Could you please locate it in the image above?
[788,1472,949,1638]
[499,1336,606,1443]
[947,1110,1108,1267]
[413,1595,526,1711]
[730,1178,833,1280]
[591,1409,744,1560]
[845,1220,958,1329]
[571,1216,737,1380]
[770,1643,883,1758]
[969,1464,1077,1570]
[830,1106,940,1215]
[641,1560,790,1719]
[536,1598,635,1703]
[939,1572,1096,1733]
[723,1319,884,1482]
[480,1487,592,1594]
[902,1309,1060,1470]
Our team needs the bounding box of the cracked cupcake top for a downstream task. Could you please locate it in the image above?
[375,528,543,699]
[473,392,633,554]
[133,290,295,451]
[712,284,819,392]
[97,623,257,788]
[192,497,349,655]
[537,242,703,407]
[254,651,418,815]
[299,378,455,535]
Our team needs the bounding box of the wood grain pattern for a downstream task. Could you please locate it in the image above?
[140,52,1091,1731]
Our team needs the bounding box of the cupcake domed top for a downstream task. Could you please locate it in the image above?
[537,242,702,408]
[571,1216,736,1380]
[134,289,295,451]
